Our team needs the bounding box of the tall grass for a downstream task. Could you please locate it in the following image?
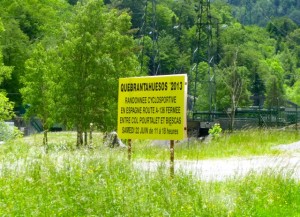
[133,129,300,160]
[0,131,299,216]
[230,171,300,216]
[0,148,209,216]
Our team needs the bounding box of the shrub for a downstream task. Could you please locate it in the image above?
[0,121,23,141]
[208,123,222,138]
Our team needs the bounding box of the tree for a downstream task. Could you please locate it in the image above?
[56,0,140,146]
[286,78,300,105]
[286,29,300,68]
[155,3,178,34]
[216,49,250,131]
[21,43,59,146]
[0,0,71,109]
[274,0,280,16]
[0,3,30,108]
[68,0,80,5]
[289,9,300,25]
[109,0,146,31]
[267,17,298,39]
[250,72,266,107]
[266,17,298,54]
[156,33,182,74]
[265,75,285,108]
[0,19,14,121]
[258,58,285,108]
[192,62,212,111]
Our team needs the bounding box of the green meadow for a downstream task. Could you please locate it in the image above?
[0,130,300,216]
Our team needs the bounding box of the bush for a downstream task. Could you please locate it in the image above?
[0,121,23,141]
[208,123,222,138]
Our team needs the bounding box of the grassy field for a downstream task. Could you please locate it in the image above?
[0,130,300,216]
[133,129,300,160]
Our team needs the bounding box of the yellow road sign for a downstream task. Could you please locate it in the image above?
[118,74,187,140]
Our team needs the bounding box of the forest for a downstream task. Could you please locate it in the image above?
[1,0,300,144]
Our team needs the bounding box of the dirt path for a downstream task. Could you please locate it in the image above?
[133,142,300,181]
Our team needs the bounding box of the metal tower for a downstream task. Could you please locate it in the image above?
[150,0,160,75]
[192,0,216,118]
[138,0,160,75]
[138,0,148,74]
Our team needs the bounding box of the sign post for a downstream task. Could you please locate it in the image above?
[170,140,175,178]
[118,74,188,176]
[128,139,132,160]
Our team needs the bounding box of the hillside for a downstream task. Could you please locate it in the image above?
[0,0,300,133]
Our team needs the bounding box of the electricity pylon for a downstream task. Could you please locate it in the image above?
[193,0,216,118]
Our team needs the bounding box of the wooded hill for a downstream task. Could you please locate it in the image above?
[0,0,300,143]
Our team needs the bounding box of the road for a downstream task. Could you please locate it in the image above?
[133,141,300,181]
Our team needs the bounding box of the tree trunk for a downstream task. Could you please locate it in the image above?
[84,131,88,146]
[89,123,93,147]
[43,129,48,153]
[230,109,235,132]
[77,127,83,148]
[230,95,236,132]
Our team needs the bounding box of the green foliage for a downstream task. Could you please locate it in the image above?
[216,59,251,112]
[20,1,141,146]
[0,121,22,141]
[265,75,285,108]
[0,51,12,86]
[155,4,178,33]
[21,43,57,129]
[4,0,300,134]
[56,0,140,135]
[0,12,30,107]
[228,0,300,26]
[286,80,300,105]
[0,93,14,121]
[208,123,222,138]
[158,33,182,74]
[0,0,71,108]
[108,0,145,30]
[267,17,298,39]
[289,9,300,25]
[0,19,14,121]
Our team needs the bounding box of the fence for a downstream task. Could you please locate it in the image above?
[192,106,299,131]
